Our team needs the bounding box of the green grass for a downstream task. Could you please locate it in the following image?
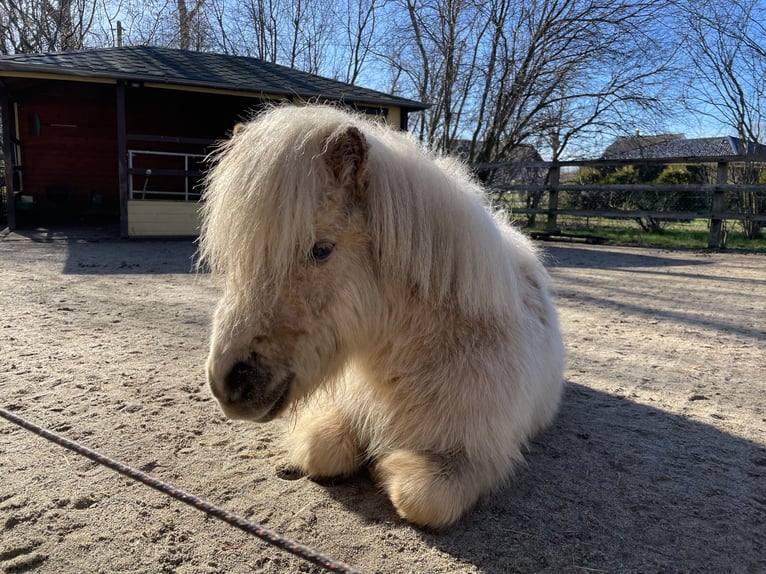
[522,217,766,252]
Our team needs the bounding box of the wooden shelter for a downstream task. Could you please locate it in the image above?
[0,46,427,237]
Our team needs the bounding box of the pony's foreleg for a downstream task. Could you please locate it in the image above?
[286,401,363,479]
[373,449,492,529]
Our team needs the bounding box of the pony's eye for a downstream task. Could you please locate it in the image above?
[310,242,335,262]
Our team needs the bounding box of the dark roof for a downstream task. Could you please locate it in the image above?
[603,134,683,158]
[450,139,542,163]
[603,135,766,160]
[0,46,428,111]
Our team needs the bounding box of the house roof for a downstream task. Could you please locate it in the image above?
[450,139,542,163]
[603,135,766,160]
[0,46,428,112]
[602,133,683,158]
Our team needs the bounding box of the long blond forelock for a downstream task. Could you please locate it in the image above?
[200,104,530,320]
[199,107,335,303]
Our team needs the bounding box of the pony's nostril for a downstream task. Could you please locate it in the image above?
[227,361,255,391]
[224,356,271,403]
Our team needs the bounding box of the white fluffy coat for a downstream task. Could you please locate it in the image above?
[200,105,565,528]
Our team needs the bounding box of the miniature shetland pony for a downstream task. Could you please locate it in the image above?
[199,105,565,528]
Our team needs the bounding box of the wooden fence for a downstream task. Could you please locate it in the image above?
[477,155,766,248]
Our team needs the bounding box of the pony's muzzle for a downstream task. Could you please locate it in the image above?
[226,358,270,402]
[209,353,292,422]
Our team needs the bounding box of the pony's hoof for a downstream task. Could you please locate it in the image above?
[375,450,473,529]
[286,407,363,479]
[276,463,305,481]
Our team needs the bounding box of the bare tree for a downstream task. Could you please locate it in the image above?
[682,0,765,145]
[474,0,676,164]
[108,0,213,50]
[681,0,766,238]
[200,0,335,73]
[0,0,98,53]
[177,0,205,50]
[285,0,336,74]
[385,0,487,148]
[203,0,279,59]
[379,0,677,163]
[244,0,280,61]
[89,0,130,48]
[0,0,692,172]
[335,0,378,85]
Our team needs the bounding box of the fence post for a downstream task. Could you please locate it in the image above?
[708,161,727,248]
[546,163,560,233]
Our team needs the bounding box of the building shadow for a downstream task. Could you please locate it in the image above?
[63,239,199,275]
[2,226,200,275]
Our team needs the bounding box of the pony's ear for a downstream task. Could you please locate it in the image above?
[324,125,368,191]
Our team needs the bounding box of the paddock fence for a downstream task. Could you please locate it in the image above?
[127,149,206,201]
[475,155,766,248]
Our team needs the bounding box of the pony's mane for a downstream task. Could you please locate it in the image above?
[199,104,540,318]
[199,105,339,299]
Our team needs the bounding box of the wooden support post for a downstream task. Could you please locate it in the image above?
[0,83,16,230]
[708,161,727,248]
[116,82,129,238]
[546,163,560,233]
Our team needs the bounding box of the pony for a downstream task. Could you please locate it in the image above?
[199,105,565,529]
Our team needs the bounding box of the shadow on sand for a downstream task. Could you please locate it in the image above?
[3,226,200,275]
[321,383,765,573]
[544,245,714,270]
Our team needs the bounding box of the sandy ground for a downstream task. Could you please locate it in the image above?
[0,226,764,574]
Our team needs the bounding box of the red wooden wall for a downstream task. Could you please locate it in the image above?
[7,77,263,227]
[17,82,119,223]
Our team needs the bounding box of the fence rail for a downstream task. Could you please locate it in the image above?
[480,156,766,247]
[128,149,205,201]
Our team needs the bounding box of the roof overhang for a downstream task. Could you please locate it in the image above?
[0,48,429,113]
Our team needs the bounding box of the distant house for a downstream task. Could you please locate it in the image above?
[602,134,766,160]
[450,139,544,186]
[0,46,427,237]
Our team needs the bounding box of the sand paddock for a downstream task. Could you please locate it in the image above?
[1,228,764,573]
